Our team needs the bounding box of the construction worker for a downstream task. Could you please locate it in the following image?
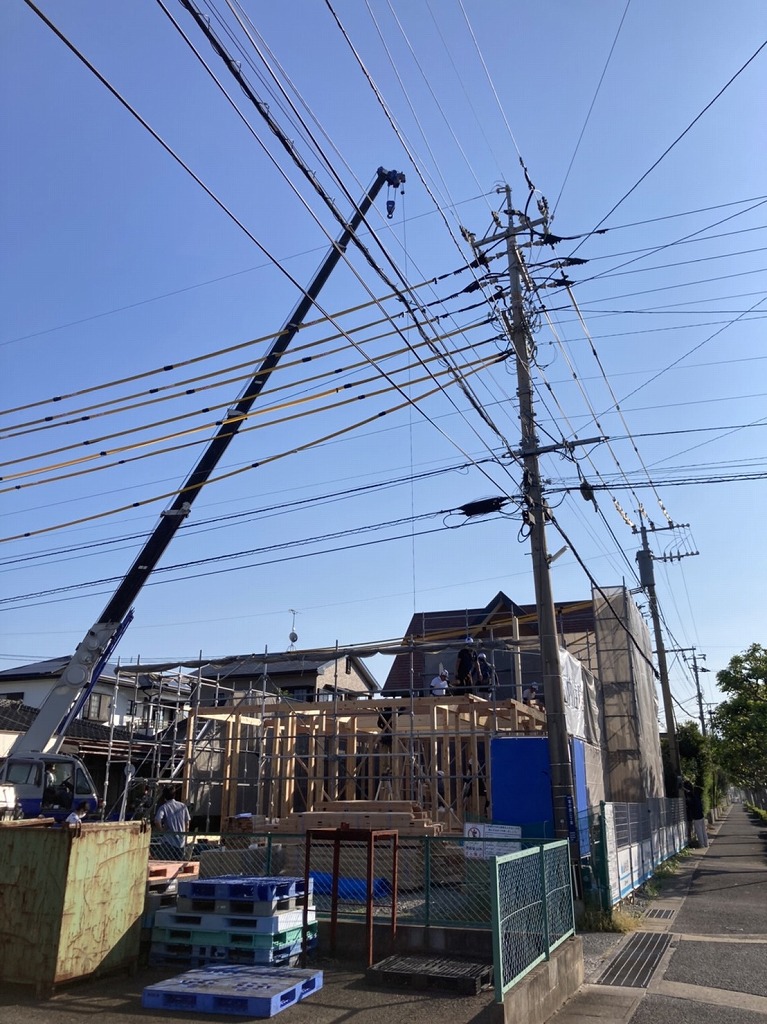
[154,786,191,859]
[430,669,450,696]
[455,638,478,693]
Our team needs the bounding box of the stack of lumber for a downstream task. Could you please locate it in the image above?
[199,844,290,879]
[224,814,271,832]
[267,801,444,837]
[260,802,464,890]
[223,814,271,848]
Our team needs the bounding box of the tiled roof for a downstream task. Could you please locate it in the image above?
[0,657,118,682]
[0,698,134,743]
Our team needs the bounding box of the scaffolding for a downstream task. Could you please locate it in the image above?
[186,693,546,831]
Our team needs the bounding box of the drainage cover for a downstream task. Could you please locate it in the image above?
[597,931,671,987]
[645,908,675,920]
[366,955,493,995]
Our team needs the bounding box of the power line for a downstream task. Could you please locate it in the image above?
[552,0,633,213]
[0,455,498,570]
[573,37,767,242]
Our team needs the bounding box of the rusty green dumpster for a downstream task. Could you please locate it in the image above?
[0,821,150,993]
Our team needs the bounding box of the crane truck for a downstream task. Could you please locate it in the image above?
[0,167,405,820]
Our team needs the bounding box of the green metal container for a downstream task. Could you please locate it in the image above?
[0,821,150,993]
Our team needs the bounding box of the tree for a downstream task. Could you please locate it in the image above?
[676,721,713,813]
[712,644,767,790]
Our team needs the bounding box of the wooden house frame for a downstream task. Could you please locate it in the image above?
[184,694,546,831]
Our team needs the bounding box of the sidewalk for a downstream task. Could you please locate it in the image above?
[551,804,767,1024]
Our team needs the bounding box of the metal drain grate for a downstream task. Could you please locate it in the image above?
[366,955,493,995]
[597,931,672,987]
[645,908,675,920]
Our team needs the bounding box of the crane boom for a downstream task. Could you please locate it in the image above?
[11,165,405,756]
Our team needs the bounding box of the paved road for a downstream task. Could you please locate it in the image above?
[0,961,501,1024]
[552,804,767,1024]
[2,805,764,1024]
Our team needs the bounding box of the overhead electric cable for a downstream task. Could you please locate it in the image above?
[0,348,507,490]
[1,338,502,481]
[564,283,672,522]
[572,37,767,243]
[0,455,497,569]
[0,514,499,611]
[604,293,767,412]
[0,356,508,542]
[164,0,525,491]
[24,0,521,553]
[1,315,494,445]
[552,0,632,212]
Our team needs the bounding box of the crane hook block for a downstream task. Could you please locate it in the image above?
[386,199,396,219]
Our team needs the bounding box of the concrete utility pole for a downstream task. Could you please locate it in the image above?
[472,186,576,842]
[635,521,683,795]
[667,646,710,737]
[691,650,709,736]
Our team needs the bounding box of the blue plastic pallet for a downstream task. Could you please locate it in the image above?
[142,963,323,1017]
[179,876,312,902]
[152,922,318,951]
[148,952,304,971]
[154,907,315,935]
[149,938,316,967]
[177,894,308,915]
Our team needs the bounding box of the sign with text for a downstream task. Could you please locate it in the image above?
[463,821,522,859]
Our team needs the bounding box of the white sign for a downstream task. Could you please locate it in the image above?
[463,822,522,859]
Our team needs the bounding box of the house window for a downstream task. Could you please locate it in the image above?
[83,692,111,722]
[0,691,24,702]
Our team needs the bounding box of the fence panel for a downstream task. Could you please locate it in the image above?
[158,831,541,929]
[595,797,687,906]
[490,840,574,1002]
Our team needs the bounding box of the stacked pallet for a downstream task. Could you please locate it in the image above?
[149,875,317,968]
[143,860,198,933]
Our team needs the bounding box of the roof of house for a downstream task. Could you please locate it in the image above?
[0,657,116,682]
[198,656,378,693]
[0,698,134,743]
[0,658,198,697]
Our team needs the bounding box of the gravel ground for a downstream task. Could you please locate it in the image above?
[579,931,627,982]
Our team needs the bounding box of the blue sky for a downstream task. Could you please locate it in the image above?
[2,1,766,723]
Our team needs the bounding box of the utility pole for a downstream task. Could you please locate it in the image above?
[471,186,576,843]
[667,646,710,737]
[635,519,698,796]
[691,649,709,736]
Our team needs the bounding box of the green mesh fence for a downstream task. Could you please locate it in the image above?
[489,841,574,1002]
[157,831,548,930]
